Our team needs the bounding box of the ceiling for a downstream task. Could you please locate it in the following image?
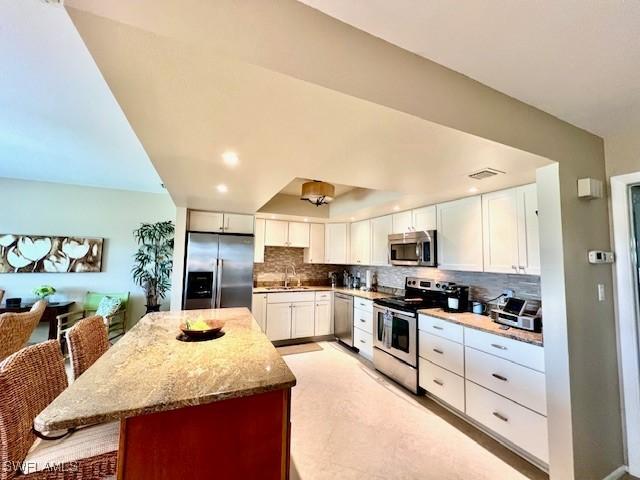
[279,178,355,198]
[0,0,163,192]
[299,0,640,137]
[64,4,550,218]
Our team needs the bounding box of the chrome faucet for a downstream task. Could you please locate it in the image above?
[284,263,297,288]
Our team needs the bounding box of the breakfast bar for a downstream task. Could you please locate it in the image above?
[35,308,296,480]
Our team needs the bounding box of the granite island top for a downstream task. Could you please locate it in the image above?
[35,308,296,432]
[418,308,544,347]
[253,286,394,301]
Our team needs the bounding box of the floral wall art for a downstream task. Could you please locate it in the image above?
[0,234,103,273]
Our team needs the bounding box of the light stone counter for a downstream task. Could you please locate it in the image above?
[253,286,394,301]
[419,308,543,346]
[35,308,296,432]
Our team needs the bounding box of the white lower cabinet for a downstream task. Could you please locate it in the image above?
[354,325,373,359]
[417,313,548,465]
[465,347,547,415]
[291,302,315,338]
[266,303,292,341]
[251,293,267,332]
[419,358,465,412]
[314,300,332,336]
[466,380,549,463]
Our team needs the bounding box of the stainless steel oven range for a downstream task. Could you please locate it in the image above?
[373,277,455,393]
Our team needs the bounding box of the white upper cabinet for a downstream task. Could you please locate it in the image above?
[288,222,310,248]
[350,220,371,265]
[189,211,253,234]
[370,215,392,266]
[412,206,437,232]
[264,220,289,246]
[304,223,325,264]
[224,213,254,234]
[516,184,540,275]
[482,184,540,275]
[482,188,520,273]
[392,210,413,234]
[254,218,266,263]
[188,211,224,232]
[325,223,349,264]
[437,196,483,272]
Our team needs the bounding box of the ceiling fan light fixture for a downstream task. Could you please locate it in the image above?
[300,180,335,206]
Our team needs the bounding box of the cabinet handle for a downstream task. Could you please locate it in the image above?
[492,412,509,422]
[511,265,517,271]
[360,319,366,323]
[359,339,366,344]
[433,348,444,354]
[491,343,507,350]
[433,379,444,387]
[432,325,444,331]
[492,373,508,382]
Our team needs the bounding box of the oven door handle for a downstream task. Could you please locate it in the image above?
[374,305,416,321]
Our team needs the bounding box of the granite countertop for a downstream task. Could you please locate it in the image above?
[253,286,394,301]
[35,308,296,432]
[418,308,544,347]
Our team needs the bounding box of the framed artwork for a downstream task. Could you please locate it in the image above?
[0,234,104,273]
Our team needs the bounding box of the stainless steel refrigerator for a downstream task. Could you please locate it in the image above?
[182,232,254,310]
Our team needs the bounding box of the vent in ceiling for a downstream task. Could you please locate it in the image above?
[468,168,505,180]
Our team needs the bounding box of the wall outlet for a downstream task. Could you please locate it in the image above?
[503,289,515,298]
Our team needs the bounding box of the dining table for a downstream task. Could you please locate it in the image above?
[35,307,296,480]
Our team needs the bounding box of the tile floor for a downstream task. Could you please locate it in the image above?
[284,341,547,480]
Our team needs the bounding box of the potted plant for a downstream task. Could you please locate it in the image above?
[33,285,56,301]
[131,221,175,313]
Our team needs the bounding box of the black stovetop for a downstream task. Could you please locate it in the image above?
[374,292,445,313]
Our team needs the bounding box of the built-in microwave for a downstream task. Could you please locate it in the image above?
[388,230,437,267]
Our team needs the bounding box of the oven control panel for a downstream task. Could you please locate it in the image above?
[405,277,453,292]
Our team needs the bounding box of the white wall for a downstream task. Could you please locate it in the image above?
[0,178,176,325]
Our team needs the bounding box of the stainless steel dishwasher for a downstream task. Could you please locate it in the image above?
[334,292,354,347]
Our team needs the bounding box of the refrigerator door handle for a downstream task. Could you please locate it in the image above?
[215,259,223,307]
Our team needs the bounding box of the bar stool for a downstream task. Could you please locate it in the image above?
[0,340,118,479]
[0,300,46,362]
[65,315,109,381]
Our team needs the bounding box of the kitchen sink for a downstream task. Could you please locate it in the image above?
[264,286,310,290]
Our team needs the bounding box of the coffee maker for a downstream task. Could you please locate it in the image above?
[444,285,469,312]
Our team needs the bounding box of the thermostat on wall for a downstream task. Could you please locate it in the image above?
[588,250,614,264]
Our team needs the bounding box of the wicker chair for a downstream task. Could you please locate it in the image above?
[0,300,47,362]
[65,316,109,381]
[0,340,118,480]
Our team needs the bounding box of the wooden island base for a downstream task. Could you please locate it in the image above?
[117,389,291,480]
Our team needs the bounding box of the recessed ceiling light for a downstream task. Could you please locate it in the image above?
[350,217,355,221]
[216,184,228,193]
[271,215,276,219]
[468,186,479,193]
[303,218,309,222]
[222,151,239,167]
[393,205,400,211]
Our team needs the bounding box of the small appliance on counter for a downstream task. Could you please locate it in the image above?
[343,271,352,288]
[444,285,469,313]
[363,270,375,291]
[492,297,542,332]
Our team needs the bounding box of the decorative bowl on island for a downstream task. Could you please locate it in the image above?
[179,318,225,340]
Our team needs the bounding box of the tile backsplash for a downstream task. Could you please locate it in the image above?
[254,247,339,286]
[253,247,541,305]
[349,265,540,304]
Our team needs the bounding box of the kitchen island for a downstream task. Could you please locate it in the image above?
[35,308,296,480]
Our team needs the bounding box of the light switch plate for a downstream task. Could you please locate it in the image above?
[597,284,606,302]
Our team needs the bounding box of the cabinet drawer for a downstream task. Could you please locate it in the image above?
[353,307,373,334]
[419,333,464,376]
[464,328,545,372]
[418,314,463,344]
[465,347,546,415]
[466,381,549,463]
[315,291,332,301]
[353,298,373,313]
[267,292,316,304]
[354,326,373,359]
[419,358,465,412]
